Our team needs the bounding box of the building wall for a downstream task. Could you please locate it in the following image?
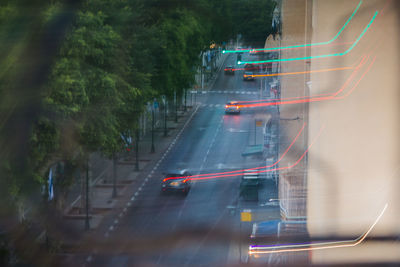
[277,0,400,263]
[278,0,312,220]
[278,0,400,262]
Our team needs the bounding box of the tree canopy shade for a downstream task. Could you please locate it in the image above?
[0,0,275,211]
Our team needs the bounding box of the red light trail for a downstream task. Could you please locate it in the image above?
[163,122,306,182]
[183,124,325,182]
[235,55,374,109]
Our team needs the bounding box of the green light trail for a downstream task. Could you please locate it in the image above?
[222,0,362,54]
[238,11,378,65]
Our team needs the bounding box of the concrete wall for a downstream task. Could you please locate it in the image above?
[306,0,400,263]
[278,0,312,220]
[278,0,400,263]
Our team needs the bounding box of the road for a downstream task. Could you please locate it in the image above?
[82,54,281,266]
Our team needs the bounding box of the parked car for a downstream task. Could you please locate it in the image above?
[225,101,240,114]
[161,170,192,196]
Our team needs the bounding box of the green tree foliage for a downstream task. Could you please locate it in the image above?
[0,0,275,209]
[231,0,276,46]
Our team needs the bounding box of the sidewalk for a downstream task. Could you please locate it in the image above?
[60,51,228,244]
[62,106,197,232]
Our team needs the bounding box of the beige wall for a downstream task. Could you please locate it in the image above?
[277,0,400,263]
[279,0,312,220]
[305,0,400,263]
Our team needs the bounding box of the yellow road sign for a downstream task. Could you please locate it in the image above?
[241,210,252,222]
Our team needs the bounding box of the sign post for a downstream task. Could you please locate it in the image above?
[255,119,263,145]
[240,209,252,262]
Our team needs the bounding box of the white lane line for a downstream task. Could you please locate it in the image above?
[114,219,119,224]
[134,192,139,196]
[131,196,135,201]
[109,225,114,231]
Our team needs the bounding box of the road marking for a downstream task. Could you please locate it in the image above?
[114,219,119,224]
[131,196,135,201]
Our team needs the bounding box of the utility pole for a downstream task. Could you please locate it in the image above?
[85,157,90,230]
[112,153,117,198]
[163,95,167,137]
[174,90,178,123]
[184,89,187,112]
[135,119,139,171]
[151,106,155,153]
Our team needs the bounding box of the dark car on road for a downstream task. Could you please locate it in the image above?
[161,170,192,196]
[224,65,235,75]
[243,71,255,81]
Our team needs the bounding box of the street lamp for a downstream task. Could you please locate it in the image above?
[85,158,90,230]
[162,95,167,137]
[151,106,155,153]
[135,119,139,171]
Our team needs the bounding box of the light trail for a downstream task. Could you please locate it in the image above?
[163,122,306,182]
[228,55,369,106]
[182,124,325,182]
[252,66,353,78]
[248,203,388,254]
[249,42,352,54]
[222,1,362,54]
[236,55,375,109]
[239,11,378,65]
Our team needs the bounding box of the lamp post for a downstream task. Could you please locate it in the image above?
[112,153,117,198]
[135,121,139,171]
[162,95,167,137]
[151,106,155,153]
[174,90,178,123]
[85,157,90,230]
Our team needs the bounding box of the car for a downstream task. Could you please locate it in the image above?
[161,170,192,195]
[243,71,255,81]
[224,66,235,75]
[225,101,240,114]
[244,63,259,71]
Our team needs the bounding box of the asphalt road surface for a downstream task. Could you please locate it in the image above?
[82,54,281,267]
